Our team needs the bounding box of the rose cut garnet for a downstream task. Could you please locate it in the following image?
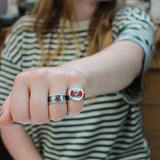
[56,96,60,101]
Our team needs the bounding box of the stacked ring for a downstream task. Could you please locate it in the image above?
[48,86,85,103]
[48,95,68,103]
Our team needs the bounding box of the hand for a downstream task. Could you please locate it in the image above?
[0,67,87,126]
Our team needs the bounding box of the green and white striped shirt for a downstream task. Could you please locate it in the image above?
[0,7,156,160]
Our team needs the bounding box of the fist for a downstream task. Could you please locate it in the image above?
[0,67,86,126]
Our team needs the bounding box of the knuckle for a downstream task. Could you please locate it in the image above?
[49,104,67,121]
[68,109,82,116]
[51,111,66,122]
[68,70,81,82]
[33,69,49,82]
[31,117,48,125]
[68,103,83,116]
[52,115,65,122]
[33,69,66,83]
[51,70,67,81]
[11,113,29,123]
[68,111,80,116]
[14,72,30,85]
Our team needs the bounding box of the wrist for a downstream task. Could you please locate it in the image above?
[59,62,89,93]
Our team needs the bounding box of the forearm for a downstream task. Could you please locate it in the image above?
[1,125,43,160]
[62,41,144,95]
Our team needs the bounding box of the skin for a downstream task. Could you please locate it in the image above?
[0,0,144,159]
[0,41,143,125]
[0,0,118,125]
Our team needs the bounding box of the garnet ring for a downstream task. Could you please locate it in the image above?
[48,95,68,103]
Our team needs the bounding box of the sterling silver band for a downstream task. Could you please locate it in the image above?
[48,95,68,103]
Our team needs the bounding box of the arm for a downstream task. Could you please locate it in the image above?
[1,126,43,160]
[0,7,155,126]
[0,40,143,125]
[0,41,142,160]
[62,40,144,95]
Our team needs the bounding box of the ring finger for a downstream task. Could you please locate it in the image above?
[67,85,84,116]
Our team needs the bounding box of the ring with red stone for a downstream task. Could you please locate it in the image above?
[68,86,85,101]
[48,95,68,103]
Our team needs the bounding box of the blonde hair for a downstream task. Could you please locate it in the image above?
[32,0,117,66]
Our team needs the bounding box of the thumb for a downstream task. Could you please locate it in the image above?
[0,95,13,127]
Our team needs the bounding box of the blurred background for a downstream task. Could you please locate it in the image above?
[1,0,160,29]
[0,0,38,29]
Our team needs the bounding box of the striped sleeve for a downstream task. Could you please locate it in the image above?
[0,24,23,110]
[112,7,156,104]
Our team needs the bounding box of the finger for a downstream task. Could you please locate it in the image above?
[0,94,13,127]
[67,85,84,116]
[66,71,85,116]
[10,75,30,123]
[30,82,49,124]
[48,81,67,121]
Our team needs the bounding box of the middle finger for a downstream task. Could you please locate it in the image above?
[48,81,68,121]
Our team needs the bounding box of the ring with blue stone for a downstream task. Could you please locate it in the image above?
[68,86,85,101]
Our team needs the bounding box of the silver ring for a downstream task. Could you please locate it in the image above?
[48,95,68,103]
[68,86,85,101]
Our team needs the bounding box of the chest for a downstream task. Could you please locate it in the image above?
[21,30,89,70]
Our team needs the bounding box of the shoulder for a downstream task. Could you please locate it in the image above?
[114,6,146,16]
[114,6,150,20]
[113,6,155,29]
[112,6,156,43]
[10,15,36,34]
[4,15,36,46]
[2,15,36,61]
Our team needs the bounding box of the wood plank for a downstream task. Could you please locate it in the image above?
[141,105,160,160]
[143,134,160,160]
[142,70,160,105]
[141,105,160,133]
[150,57,160,69]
